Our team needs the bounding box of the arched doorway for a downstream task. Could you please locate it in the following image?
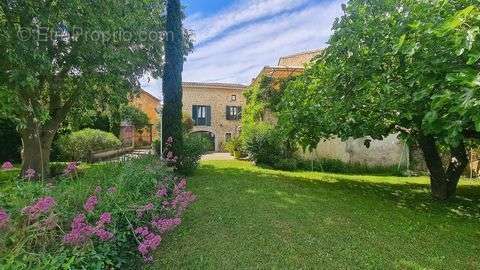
[191,131,216,152]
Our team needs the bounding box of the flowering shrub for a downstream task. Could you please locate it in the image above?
[64,162,78,177]
[1,161,14,170]
[0,156,196,269]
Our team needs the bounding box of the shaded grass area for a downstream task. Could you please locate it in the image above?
[153,160,480,269]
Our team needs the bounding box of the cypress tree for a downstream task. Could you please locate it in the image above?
[162,0,184,158]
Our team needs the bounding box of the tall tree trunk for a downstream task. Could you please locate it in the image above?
[20,115,59,180]
[162,0,184,158]
[417,134,468,200]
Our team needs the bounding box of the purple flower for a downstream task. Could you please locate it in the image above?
[171,191,197,216]
[174,179,187,195]
[95,228,114,241]
[24,168,36,180]
[156,186,168,198]
[22,196,56,220]
[83,195,98,213]
[64,214,95,245]
[135,227,162,262]
[166,136,174,145]
[95,186,102,194]
[1,161,14,170]
[151,218,181,234]
[64,162,78,175]
[96,212,112,227]
[0,209,10,229]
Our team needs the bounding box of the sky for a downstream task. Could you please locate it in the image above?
[142,0,345,99]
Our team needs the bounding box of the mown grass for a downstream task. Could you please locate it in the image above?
[153,160,480,269]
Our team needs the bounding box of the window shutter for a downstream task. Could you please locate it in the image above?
[192,105,198,125]
[206,106,212,126]
[226,106,231,120]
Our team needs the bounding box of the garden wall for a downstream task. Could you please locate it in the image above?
[298,134,409,167]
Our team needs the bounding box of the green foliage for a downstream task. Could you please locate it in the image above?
[0,118,21,163]
[273,158,299,171]
[0,0,172,175]
[153,139,162,156]
[242,123,286,166]
[277,0,480,199]
[224,136,246,159]
[119,105,150,131]
[162,0,191,159]
[296,159,402,176]
[0,157,185,269]
[176,134,210,175]
[58,129,122,161]
[182,113,194,133]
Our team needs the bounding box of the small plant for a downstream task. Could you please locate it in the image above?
[1,161,14,170]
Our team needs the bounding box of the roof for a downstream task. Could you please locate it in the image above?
[182,82,247,90]
[251,66,305,85]
[135,90,160,102]
[277,48,324,67]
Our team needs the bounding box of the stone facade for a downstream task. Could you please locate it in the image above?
[182,82,247,151]
[129,90,161,146]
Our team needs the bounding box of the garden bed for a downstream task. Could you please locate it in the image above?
[0,157,196,269]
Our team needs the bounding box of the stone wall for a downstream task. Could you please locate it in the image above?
[130,91,161,143]
[298,134,409,167]
[182,83,246,151]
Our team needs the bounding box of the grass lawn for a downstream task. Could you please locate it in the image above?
[153,160,480,269]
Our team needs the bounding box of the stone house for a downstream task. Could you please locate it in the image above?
[122,90,161,147]
[182,82,247,152]
[124,83,246,152]
[250,49,408,167]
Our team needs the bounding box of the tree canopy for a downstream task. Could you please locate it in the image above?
[278,0,480,200]
[0,0,169,177]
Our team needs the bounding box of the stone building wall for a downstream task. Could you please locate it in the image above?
[130,91,161,145]
[298,134,409,167]
[182,82,246,151]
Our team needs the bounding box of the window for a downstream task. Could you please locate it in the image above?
[226,106,242,120]
[231,95,237,101]
[225,133,232,141]
[192,105,211,126]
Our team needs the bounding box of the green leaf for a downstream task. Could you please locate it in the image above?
[467,52,480,65]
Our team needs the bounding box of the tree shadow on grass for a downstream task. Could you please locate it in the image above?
[197,164,480,221]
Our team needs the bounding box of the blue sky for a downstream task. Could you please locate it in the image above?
[142,0,345,98]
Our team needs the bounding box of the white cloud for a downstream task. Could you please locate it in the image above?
[143,0,345,96]
[186,0,310,44]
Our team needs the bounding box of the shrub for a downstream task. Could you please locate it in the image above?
[153,139,162,156]
[0,156,196,269]
[58,129,122,161]
[176,134,210,175]
[0,118,22,163]
[242,123,284,165]
[224,136,246,158]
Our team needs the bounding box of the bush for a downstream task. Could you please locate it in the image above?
[176,134,210,175]
[224,136,247,158]
[58,129,122,161]
[242,123,284,165]
[153,139,162,156]
[0,156,196,269]
[0,118,22,163]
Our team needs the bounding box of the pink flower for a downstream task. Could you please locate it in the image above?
[22,196,56,220]
[83,195,98,213]
[24,168,36,180]
[95,228,114,241]
[171,191,196,216]
[174,179,187,195]
[135,227,162,262]
[96,212,112,227]
[64,214,95,245]
[156,186,168,198]
[1,161,14,170]
[151,218,181,234]
[166,137,174,145]
[64,162,78,175]
[0,209,10,229]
